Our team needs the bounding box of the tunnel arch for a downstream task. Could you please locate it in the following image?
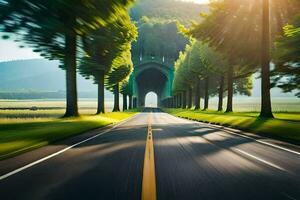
[135,63,169,107]
[135,62,170,78]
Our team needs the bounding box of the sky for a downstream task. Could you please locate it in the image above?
[0,34,41,62]
[182,0,210,4]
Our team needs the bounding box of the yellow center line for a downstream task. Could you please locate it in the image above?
[141,112,157,200]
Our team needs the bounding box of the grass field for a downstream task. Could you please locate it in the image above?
[0,112,137,160]
[0,97,299,118]
[165,109,300,144]
[0,99,113,118]
[0,98,299,159]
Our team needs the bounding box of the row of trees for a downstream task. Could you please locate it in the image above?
[171,40,252,112]
[0,0,138,116]
[171,0,300,118]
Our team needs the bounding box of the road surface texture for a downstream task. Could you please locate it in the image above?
[1,109,300,200]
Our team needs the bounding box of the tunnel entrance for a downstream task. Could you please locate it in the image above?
[135,65,168,107]
[145,92,158,107]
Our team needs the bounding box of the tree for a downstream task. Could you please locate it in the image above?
[121,82,130,111]
[173,52,190,108]
[106,50,134,112]
[187,41,227,111]
[79,13,137,113]
[0,0,135,117]
[260,0,273,118]
[173,39,252,112]
[189,0,300,116]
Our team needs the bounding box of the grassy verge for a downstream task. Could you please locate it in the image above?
[0,112,137,160]
[165,109,300,144]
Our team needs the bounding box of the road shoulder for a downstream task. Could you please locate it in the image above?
[166,112,300,155]
[0,114,139,176]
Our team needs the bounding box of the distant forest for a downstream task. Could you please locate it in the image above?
[130,0,208,25]
[130,0,207,62]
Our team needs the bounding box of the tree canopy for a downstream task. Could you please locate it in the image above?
[131,18,188,61]
[273,14,300,97]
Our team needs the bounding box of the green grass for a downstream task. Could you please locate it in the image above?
[0,108,98,119]
[165,109,300,144]
[0,112,137,160]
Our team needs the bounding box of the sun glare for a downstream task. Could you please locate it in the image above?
[181,0,210,4]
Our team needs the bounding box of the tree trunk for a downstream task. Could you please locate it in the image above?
[96,71,105,114]
[123,94,127,111]
[182,91,187,109]
[188,87,192,109]
[113,83,120,112]
[173,96,176,108]
[194,78,201,110]
[203,77,209,110]
[129,95,133,109]
[260,0,274,118]
[179,94,182,108]
[64,30,79,117]
[218,76,224,111]
[226,66,233,112]
[133,97,137,108]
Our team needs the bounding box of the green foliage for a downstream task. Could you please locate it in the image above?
[130,0,207,25]
[79,12,137,84]
[173,49,193,92]
[273,14,300,97]
[132,19,188,60]
[234,76,253,96]
[173,40,252,96]
[0,0,135,64]
[188,40,227,76]
[189,0,300,75]
[105,50,133,90]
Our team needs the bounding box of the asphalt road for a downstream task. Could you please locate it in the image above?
[0,109,300,200]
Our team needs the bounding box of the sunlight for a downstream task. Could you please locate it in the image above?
[181,0,210,4]
[145,92,158,107]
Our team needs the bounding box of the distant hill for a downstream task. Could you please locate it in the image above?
[0,59,294,99]
[0,59,114,99]
[130,0,208,25]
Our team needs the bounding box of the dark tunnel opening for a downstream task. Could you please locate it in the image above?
[135,66,168,107]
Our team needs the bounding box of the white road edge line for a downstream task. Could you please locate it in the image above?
[0,113,140,181]
[229,131,300,156]
[176,115,300,156]
[233,148,286,171]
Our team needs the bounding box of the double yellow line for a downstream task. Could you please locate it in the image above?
[141,112,157,200]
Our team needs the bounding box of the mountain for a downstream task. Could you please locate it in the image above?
[0,59,296,99]
[0,59,114,98]
[130,0,208,25]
